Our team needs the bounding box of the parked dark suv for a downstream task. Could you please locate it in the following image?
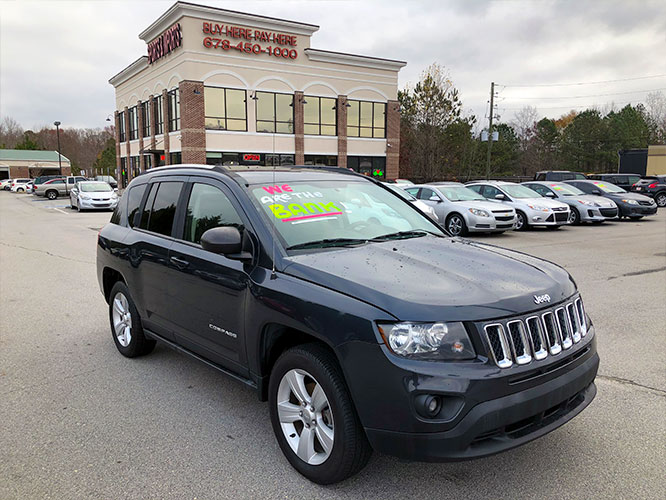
[534,170,587,181]
[587,173,642,191]
[97,165,599,484]
[631,175,666,207]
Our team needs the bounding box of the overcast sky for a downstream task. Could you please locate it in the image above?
[1,0,665,131]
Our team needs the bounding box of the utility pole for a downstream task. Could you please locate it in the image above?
[485,82,495,180]
[54,121,62,176]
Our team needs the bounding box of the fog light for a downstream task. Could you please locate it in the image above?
[415,394,441,418]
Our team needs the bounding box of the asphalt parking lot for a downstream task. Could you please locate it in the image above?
[1,192,664,499]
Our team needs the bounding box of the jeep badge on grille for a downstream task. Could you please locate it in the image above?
[534,294,551,304]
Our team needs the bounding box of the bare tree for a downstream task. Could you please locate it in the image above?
[0,116,24,148]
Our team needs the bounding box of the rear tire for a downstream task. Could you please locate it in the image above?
[46,190,58,200]
[655,192,666,207]
[108,282,156,358]
[269,344,372,484]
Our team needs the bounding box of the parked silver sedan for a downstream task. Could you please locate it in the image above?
[522,181,618,224]
[382,182,439,222]
[70,181,119,212]
[404,183,516,236]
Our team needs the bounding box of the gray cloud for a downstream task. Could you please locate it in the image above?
[1,0,664,131]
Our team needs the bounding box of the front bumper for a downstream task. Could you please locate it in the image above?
[527,209,569,226]
[619,204,657,217]
[579,206,614,222]
[79,198,118,210]
[466,213,516,232]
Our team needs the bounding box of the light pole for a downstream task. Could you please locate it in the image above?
[53,121,62,176]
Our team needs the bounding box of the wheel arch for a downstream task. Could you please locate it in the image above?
[102,267,127,303]
[257,323,340,401]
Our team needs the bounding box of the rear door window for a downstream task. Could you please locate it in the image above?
[139,182,183,236]
[467,185,484,195]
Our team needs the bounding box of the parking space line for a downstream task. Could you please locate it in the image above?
[53,207,70,215]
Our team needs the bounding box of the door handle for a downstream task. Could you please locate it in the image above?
[170,256,190,269]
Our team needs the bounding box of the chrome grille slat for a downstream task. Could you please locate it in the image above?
[556,307,573,349]
[542,312,562,355]
[575,298,587,337]
[567,303,581,343]
[507,320,532,365]
[525,316,548,360]
[484,324,513,369]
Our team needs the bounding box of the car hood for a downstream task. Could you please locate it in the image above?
[455,199,513,212]
[603,192,653,203]
[282,236,576,322]
[562,194,616,207]
[83,192,115,199]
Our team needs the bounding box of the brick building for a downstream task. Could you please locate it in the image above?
[109,1,405,186]
[0,150,71,180]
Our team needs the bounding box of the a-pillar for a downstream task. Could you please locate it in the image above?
[179,80,206,164]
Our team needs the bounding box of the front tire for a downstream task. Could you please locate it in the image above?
[108,282,156,357]
[569,208,580,225]
[446,213,467,236]
[269,344,371,484]
[515,211,528,231]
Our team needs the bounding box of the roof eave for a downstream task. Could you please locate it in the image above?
[109,56,149,87]
[304,48,406,72]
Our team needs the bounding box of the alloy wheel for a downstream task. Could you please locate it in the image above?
[656,193,666,207]
[276,368,334,466]
[112,292,132,347]
[447,215,463,236]
[515,213,525,230]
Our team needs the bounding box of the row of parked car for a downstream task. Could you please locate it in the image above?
[1,174,120,212]
[389,173,663,236]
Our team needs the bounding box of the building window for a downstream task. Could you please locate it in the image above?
[143,154,152,170]
[128,106,138,140]
[256,91,293,134]
[304,96,337,136]
[347,156,386,179]
[167,89,180,131]
[118,111,126,142]
[154,95,164,135]
[170,152,182,164]
[206,152,294,166]
[347,101,386,138]
[141,101,151,137]
[304,155,338,166]
[204,87,247,131]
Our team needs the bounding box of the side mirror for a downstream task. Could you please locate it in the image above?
[113,187,119,192]
[429,195,441,202]
[200,226,251,260]
[495,193,505,200]
[545,191,556,198]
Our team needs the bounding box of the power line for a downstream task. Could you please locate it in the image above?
[499,74,666,88]
[503,87,666,101]
[501,100,640,111]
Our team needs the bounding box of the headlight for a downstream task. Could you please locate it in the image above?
[622,199,638,205]
[80,194,91,200]
[578,200,597,206]
[527,204,550,212]
[378,322,475,360]
[468,208,490,217]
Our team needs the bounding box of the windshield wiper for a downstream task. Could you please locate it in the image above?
[369,230,439,242]
[286,238,368,250]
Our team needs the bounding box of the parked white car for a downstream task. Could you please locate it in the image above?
[70,181,119,212]
[382,182,439,222]
[405,182,516,236]
[10,178,31,192]
[0,179,13,190]
[24,181,35,194]
[466,181,570,230]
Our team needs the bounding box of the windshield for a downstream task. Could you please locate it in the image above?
[250,179,443,249]
[80,182,112,192]
[383,183,417,201]
[437,185,486,201]
[591,181,625,193]
[548,183,584,196]
[502,184,541,199]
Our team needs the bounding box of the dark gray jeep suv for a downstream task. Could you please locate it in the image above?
[97,165,599,484]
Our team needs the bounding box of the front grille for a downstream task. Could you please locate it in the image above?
[497,223,514,229]
[600,207,617,217]
[491,210,513,214]
[483,296,588,368]
[495,215,513,221]
[552,207,567,212]
[638,200,653,206]
[554,212,569,222]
